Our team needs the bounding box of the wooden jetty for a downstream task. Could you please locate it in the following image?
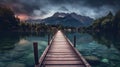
[33,30,91,67]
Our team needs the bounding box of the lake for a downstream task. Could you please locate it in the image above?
[0,32,120,67]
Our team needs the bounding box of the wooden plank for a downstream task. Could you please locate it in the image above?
[46,54,78,58]
[46,55,78,58]
[47,52,76,55]
[48,51,74,53]
[51,45,70,46]
[52,42,68,44]
[48,49,73,51]
[45,57,80,61]
[50,46,71,48]
[44,61,83,65]
[48,50,73,52]
[44,65,85,67]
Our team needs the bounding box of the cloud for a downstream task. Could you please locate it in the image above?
[84,0,120,7]
[0,0,120,19]
[58,6,69,11]
[0,0,41,15]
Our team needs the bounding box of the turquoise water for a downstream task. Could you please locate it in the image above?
[0,32,48,67]
[66,32,120,67]
[0,32,120,67]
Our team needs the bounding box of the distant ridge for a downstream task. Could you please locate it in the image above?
[27,12,93,27]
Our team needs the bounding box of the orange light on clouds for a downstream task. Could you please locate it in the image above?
[17,14,29,21]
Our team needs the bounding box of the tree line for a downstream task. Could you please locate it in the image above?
[0,5,20,31]
[86,11,120,33]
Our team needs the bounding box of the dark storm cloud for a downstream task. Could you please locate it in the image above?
[49,0,120,7]
[84,0,120,7]
[58,6,69,11]
[83,0,120,13]
[0,0,120,19]
[49,0,120,12]
[48,0,120,18]
[48,0,79,5]
[0,0,41,15]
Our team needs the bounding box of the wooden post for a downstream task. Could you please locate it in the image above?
[74,35,76,47]
[48,34,50,45]
[33,42,39,65]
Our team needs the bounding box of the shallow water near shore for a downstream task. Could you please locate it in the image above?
[0,32,120,67]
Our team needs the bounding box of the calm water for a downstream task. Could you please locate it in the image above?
[0,32,120,67]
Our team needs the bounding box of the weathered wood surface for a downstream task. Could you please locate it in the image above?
[36,30,91,67]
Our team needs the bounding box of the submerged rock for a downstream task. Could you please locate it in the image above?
[85,56,100,61]
[18,39,30,45]
[84,56,100,65]
[101,58,109,63]
[7,63,26,67]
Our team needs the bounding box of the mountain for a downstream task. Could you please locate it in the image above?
[26,12,93,27]
[42,12,93,27]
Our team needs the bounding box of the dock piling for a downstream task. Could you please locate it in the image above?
[74,35,76,47]
[33,42,39,65]
[48,34,50,45]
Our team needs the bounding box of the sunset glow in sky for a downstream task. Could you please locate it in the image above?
[16,14,29,21]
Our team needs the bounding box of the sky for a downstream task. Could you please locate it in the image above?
[0,0,120,20]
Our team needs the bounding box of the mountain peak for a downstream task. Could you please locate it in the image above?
[71,12,78,15]
[53,12,68,18]
[53,12,79,17]
[107,11,113,17]
[43,12,93,27]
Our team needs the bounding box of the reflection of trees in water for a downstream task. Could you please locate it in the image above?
[0,32,50,51]
[18,31,48,37]
[89,32,120,51]
[0,32,20,51]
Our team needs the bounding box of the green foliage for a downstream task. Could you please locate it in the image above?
[87,11,120,32]
[113,11,120,30]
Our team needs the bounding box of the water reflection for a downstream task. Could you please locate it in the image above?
[89,32,120,51]
[66,32,120,67]
[0,31,120,67]
[0,32,48,67]
[0,32,20,51]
